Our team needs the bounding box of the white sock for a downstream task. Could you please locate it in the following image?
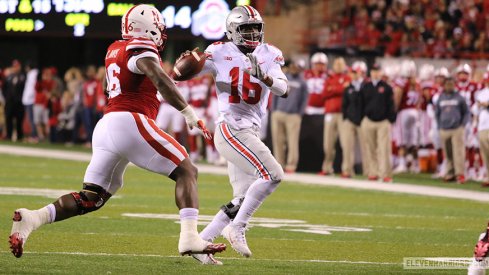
[200,210,230,242]
[233,178,280,227]
[36,204,55,225]
[179,208,198,233]
[468,258,487,275]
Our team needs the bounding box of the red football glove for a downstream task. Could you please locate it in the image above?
[197,120,213,141]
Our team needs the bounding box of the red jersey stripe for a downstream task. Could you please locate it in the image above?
[146,116,188,158]
[132,113,182,166]
[126,44,157,51]
[220,124,270,180]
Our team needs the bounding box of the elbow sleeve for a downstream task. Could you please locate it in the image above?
[270,77,288,96]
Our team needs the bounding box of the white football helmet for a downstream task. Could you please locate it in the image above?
[351,61,367,74]
[418,64,435,81]
[434,67,450,78]
[455,63,472,75]
[226,5,264,48]
[310,52,328,64]
[400,60,416,78]
[383,63,400,81]
[121,4,167,51]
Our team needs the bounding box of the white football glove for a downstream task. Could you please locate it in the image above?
[180,105,212,140]
[245,53,266,81]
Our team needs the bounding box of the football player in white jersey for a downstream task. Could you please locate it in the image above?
[182,5,288,265]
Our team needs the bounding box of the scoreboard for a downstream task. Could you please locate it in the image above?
[0,0,241,40]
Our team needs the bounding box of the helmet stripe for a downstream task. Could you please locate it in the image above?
[124,5,138,34]
[243,5,255,19]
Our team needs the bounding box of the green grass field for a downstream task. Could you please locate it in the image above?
[0,151,488,274]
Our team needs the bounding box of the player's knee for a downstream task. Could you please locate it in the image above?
[270,165,284,182]
[175,159,198,180]
[184,160,198,179]
[221,197,244,219]
[71,183,111,215]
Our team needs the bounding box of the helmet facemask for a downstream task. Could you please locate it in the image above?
[149,23,167,52]
[235,23,264,48]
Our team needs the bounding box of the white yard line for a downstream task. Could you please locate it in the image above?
[2,144,489,202]
[0,250,399,265]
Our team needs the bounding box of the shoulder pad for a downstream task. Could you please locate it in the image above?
[125,38,158,54]
[262,43,284,66]
[204,41,231,61]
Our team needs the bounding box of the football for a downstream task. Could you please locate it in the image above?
[170,51,206,81]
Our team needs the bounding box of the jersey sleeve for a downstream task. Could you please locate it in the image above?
[265,44,285,66]
[126,38,160,75]
[265,45,287,80]
[197,43,219,76]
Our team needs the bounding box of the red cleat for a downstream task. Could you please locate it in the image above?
[9,232,24,258]
[340,173,351,178]
[368,176,379,181]
[178,231,226,256]
[382,177,393,183]
[456,175,465,184]
[474,222,489,261]
[202,243,227,255]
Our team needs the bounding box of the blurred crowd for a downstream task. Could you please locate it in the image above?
[324,0,489,58]
[0,60,106,147]
[3,55,489,186]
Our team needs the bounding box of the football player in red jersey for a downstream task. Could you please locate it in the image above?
[456,64,482,180]
[393,60,421,173]
[8,4,225,259]
[303,52,328,115]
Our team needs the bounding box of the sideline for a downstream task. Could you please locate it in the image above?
[2,144,489,203]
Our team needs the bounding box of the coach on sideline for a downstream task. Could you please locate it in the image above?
[360,63,396,183]
[271,60,308,173]
[340,61,368,177]
[435,76,469,184]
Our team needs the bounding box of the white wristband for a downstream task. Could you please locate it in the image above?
[180,105,199,124]
[270,77,287,96]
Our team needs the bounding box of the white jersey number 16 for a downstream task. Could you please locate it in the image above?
[228,67,262,105]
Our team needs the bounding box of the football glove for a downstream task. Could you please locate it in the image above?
[245,53,266,81]
[180,105,212,140]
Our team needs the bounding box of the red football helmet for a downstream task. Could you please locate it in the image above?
[121,4,167,52]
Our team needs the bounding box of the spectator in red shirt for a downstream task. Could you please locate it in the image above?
[364,23,382,49]
[381,24,402,56]
[34,68,56,141]
[432,31,450,58]
[327,23,344,48]
[47,92,61,143]
[319,57,350,175]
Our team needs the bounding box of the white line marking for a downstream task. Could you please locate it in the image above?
[122,213,372,235]
[1,144,489,202]
[0,251,399,265]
